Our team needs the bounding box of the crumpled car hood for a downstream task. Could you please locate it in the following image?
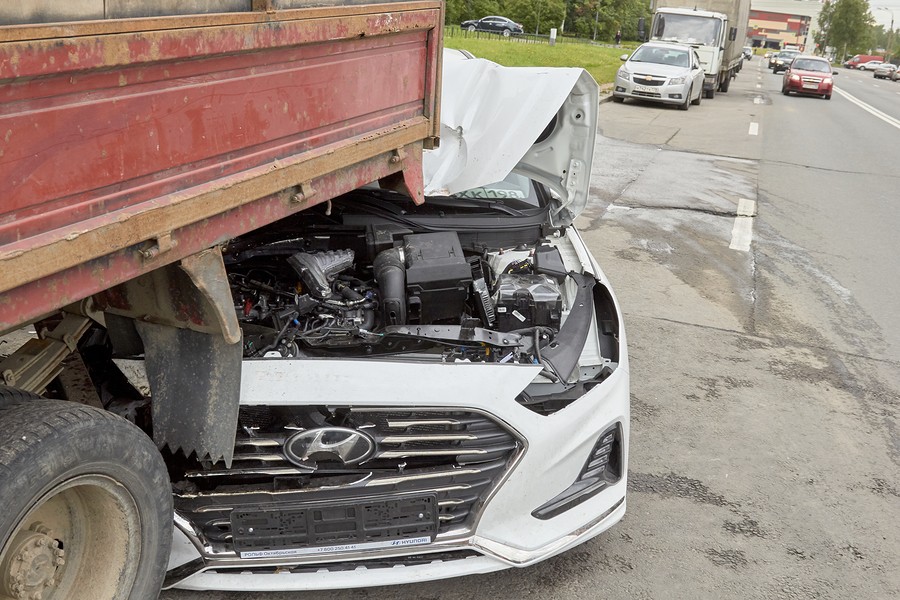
[423,52,598,227]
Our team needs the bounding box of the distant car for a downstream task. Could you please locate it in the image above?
[843,54,884,69]
[771,50,801,73]
[858,60,884,72]
[781,56,834,100]
[873,63,897,79]
[613,41,705,110]
[743,46,752,60]
[460,16,523,37]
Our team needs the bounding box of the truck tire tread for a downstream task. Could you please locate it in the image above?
[0,393,172,600]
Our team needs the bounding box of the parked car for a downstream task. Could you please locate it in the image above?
[781,55,835,100]
[771,50,801,73]
[460,15,523,36]
[159,51,631,592]
[843,54,884,69]
[613,42,705,110]
[857,60,884,71]
[894,67,900,82]
[743,46,753,60]
[873,63,898,79]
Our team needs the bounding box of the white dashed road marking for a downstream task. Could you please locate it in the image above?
[748,122,759,135]
[730,199,757,252]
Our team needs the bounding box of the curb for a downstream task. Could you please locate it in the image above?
[598,83,615,104]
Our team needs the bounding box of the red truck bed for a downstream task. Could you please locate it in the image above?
[0,1,442,332]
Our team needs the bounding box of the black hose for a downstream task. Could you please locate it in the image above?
[373,247,407,325]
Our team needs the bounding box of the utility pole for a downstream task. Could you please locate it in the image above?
[879,7,895,62]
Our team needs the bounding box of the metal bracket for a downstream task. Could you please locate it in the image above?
[139,233,175,260]
[390,148,407,164]
[290,181,316,205]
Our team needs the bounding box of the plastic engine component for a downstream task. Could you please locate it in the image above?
[287,250,355,298]
[404,232,472,324]
[493,274,562,332]
[534,244,568,283]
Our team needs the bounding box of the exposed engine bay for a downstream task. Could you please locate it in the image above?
[222,193,618,387]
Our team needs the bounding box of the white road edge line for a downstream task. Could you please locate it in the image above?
[730,199,757,252]
[833,87,900,131]
[748,122,759,135]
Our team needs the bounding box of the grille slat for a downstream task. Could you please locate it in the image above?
[175,409,521,556]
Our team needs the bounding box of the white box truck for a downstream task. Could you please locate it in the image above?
[651,0,751,98]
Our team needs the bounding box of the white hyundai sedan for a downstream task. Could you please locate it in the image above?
[156,53,630,592]
[614,41,705,109]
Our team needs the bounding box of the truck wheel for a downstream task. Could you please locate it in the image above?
[705,87,715,99]
[719,73,731,93]
[0,392,172,600]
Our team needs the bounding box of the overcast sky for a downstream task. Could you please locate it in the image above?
[869,1,900,29]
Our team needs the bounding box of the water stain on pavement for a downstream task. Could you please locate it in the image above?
[628,472,737,508]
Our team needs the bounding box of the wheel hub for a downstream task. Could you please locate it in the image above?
[1,524,65,600]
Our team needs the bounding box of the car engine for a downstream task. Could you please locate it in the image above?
[225,229,569,367]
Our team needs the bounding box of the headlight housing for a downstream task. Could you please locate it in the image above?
[669,76,686,85]
[617,70,630,81]
[824,77,833,85]
[790,74,800,81]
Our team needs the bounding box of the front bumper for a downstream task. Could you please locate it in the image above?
[165,362,630,591]
[784,79,832,96]
[613,78,691,105]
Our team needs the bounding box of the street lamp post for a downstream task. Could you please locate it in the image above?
[879,7,895,62]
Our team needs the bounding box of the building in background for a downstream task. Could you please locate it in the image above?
[748,0,823,52]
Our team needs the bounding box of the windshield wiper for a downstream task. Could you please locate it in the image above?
[427,196,528,216]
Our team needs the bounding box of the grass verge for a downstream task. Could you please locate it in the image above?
[443,30,637,85]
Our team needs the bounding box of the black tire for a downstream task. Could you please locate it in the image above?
[612,96,625,103]
[705,87,715,99]
[679,87,690,111]
[467,25,476,32]
[502,28,511,37]
[691,87,701,105]
[825,94,831,100]
[719,73,731,93]
[782,86,789,95]
[0,392,172,600]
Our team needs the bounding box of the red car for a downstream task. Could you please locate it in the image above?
[782,56,835,100]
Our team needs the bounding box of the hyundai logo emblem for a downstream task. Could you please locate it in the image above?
[283,427,375,471]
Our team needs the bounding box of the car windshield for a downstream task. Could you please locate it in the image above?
[450,172,540,208]
[792,59,830,72]
[653,14,721,46]
[630,46,690,67]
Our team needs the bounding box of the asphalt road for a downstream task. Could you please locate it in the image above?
[163,59,900,599]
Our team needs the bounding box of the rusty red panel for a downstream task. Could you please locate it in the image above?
[0,28,429,243]
[0,145,423,331]
[0,3,442,331]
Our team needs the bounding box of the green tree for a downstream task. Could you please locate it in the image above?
[812,0,834,54]
[825,0,874,58]
[505,0,567,35]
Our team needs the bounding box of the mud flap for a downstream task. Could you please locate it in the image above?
[96,247,242,466]
[136,322,241,466]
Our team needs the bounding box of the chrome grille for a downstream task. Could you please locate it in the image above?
[174,409,521,555]
[801,76,822,84]
[632,73,666,86]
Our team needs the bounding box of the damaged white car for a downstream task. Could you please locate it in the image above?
[132,53,630,591]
